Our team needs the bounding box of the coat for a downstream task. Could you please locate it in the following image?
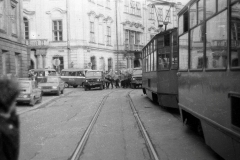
[0,111,20,160]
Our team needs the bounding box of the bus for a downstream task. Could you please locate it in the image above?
[60,68,87,88]
[178,0,240,159]
[142,28,179,108]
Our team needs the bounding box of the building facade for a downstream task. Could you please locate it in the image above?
[23,0,183,72]
[0,0,29,78]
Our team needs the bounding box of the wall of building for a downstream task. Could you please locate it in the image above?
[0,0,29,78]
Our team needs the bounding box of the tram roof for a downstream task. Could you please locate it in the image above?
[142,27,178,50]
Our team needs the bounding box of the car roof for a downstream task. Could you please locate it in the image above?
[87,70,103,72]
[31,68,56,71]
[61,68,85,71]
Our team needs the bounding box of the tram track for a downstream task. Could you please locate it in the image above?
[69,91,114,160]
[69,89,160,160]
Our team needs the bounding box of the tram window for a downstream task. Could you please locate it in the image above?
[172,46,178,69]
[157,36,164,48]
[198,0,204,24]
[206,10,227,69]
[179,33,189,70]
[154,51,157,71]
[158,54,170,70]
[173,31,178,46]
[230,2,240,68]
[190,3,197,28]
[179,15,184,34]
[190,25,204,69]
[178,11,189,34]
[231,0,238,4]
[218,0,227,12]
[151,53,154,71]
[206,0,216,19]
[164,34,170,46]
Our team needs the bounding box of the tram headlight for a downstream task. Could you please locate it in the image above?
[132,78,136,80]
[85,80,88,82]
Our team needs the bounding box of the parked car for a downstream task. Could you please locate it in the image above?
[38,76,65,95]
[84,70,105,90]
[60,68,88,88]
[130,67,142,88]
[29,68,57,83]
[16,78,42,106]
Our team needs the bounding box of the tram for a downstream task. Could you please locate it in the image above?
[142,0,240,159]
[142,28,179,108]
[177,0,240,160]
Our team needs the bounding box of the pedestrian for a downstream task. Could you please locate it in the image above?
[0,78,20,160]
[115,78,120,88]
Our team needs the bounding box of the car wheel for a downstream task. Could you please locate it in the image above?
[73,85,78,88]
[84,87,88,91]
[38,93,42,103]
[64,83,69,88]
[29,98,35,106]
[100,84,103,90]
[57,89,60,96]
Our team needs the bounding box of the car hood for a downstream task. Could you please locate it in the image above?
[38,83,59,87]
[132,75,142,78]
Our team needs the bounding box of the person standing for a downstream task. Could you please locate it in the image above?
[0,78,20,160]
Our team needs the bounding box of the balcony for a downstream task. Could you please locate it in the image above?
[26,39,49,48]
[117,44,144,51]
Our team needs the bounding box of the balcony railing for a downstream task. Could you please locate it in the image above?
[26,39,49,46]
[117,44,144,51]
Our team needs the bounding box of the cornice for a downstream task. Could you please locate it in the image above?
[23,9,35,15]
[46,8,67,15]
[122,20,144,29]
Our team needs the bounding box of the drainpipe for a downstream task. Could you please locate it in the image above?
[66,0,71,68]
[115,0,119,72]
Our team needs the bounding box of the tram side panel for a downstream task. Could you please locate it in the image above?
[142,71,158,102]
[157,70,178,108]
[178,71,240,160]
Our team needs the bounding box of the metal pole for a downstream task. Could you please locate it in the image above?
[66,0,71,68]
[115,0,119,72]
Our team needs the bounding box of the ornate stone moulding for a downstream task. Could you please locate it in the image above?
[23,9,35,15]
[46,8,67,15]
[122,20,144,30]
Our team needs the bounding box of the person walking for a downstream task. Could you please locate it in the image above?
[0,78,20,160]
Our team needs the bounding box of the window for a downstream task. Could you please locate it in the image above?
[231,2,240,68]
[136,2,141,16]
[164,34,170,46]
[0,0,5,31]
[106,0,110,8]
[53,57,64,72]
[218,0,227,11]
[130,0,135,14]
[108,58,112,71]
[206,10,227,69]
[135,32,140,45]
[15,53,20,76]
[90,22,95,42]
[11,6,17,35]
[91,56,96,70]
[172,31,178,69]
[158,8,163,22]
[53,20,63,41]
[157,36,164,49]
[124,0,129,13]
[190,25,204,69]
[179,11,188,35]
[125,30,129,44]
[190,3,197,28]
[24,18,29,39]
[149,6,154,19]
[206,0,216,19]
[165,9,171,22]
[198,0,204,23]
[179,33,189,70]
[107,26,111,45]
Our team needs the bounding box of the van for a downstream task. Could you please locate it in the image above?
[30,68,57,83]
[60,68,87,88]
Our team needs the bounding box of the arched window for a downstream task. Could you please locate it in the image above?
[108,58,112,71]
[24,17,29,39]
[91,56,96,70]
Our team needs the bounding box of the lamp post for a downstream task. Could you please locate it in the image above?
[115,0,119,73]
[66,0,71,68]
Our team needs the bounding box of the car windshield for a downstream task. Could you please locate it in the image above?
[39,77,59,83]
[132,69,142,75]
[19,81,30,89]
[86,71,102,77]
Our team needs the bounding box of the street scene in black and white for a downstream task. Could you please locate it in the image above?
[0,0,239,160]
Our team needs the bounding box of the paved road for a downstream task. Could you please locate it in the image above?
[18,88,223,160]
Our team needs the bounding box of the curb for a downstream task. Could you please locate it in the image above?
[18,90,75,115]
